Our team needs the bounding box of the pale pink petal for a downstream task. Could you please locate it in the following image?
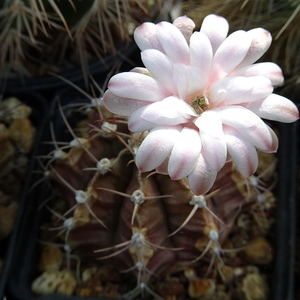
[245,94,299,123]
[187,65,209,97]
[236,28,272,69]
[102,90,152,116]
[173,16,195,43]
[128,96,195,131]
[129,96,195,126]
[266,125,279,152]
[237,125,277,152]
[216,106,278,152]
[237,124,278,153]
[128,112,157,132]
[141,49,177,95]
[135,125,182,172]
[134,22,164,51]
[188,152,218,195]
[223,125,258,177]
[187,31,212,95]
[189,31,213,74]
[156,158,169,174]
[108,72,171,101]
[216,105,265,127]
[210,30,252,81]
[195,111,227,171]
[200,14,229,54]
[230,62,284,86]
[208,76,273,107]
[168,127,202,180]
[156,21,190,64]
[173,63,190,100]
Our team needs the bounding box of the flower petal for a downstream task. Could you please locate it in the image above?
[237,28,272,68]
[209,76,273,107]
[187,31,212,95]
[156,158,169,174]
[128,96,194,131]
[223,125,258,177]
[156,21,190,64]
[168,127,202,180]
[173,16,195,43]
[200,14,229,54]
[245,93,299,123]
[210,30,252,81]
[102,90,152,116]
[128,111,157,132]
[189,31,213,75]
[215,105,262,127]
[187,65,209,97]
[215,106,278,152]
[173,63,190,100]
[141,49,177,95]
[195,111,227,171]
[188,152,217,195]
[134,22,164,51]
[108,72,171,101]
[237,124,278,153]
[230,62,284,86]
[135,125,182,172]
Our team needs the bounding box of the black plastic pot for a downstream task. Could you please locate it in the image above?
[272,119,299,300]
[5,90,299,299]
[0,90,49,300]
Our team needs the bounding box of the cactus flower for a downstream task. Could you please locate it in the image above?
[103,14,299,195]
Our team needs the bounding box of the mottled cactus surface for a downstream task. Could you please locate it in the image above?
[31,97,277,300]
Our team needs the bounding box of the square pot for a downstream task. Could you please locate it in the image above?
[6,90,299,300]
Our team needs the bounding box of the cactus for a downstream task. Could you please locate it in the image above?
[31,13,299,299]
[0,0,162,81]
[32,99,278,299]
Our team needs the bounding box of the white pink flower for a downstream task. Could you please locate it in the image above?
[103,14,299,195]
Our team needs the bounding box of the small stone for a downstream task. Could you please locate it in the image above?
[200,290,230,300]
[157,278,185,298]
[0,97,32,123]
[218,265,235,284]
[31,269,77,295]
[187,277,215,298]
[251,215,275,237]
[9,118,36,153]
[81,266,98,282]
[75,272,103,296]
[39,246,63,272]
[242,237,273,265]
[238,273,269,300]
[56,270,77,295]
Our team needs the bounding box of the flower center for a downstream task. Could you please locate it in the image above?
[191,95,209,115]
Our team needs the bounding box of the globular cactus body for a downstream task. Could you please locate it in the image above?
[33,101,276,299]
